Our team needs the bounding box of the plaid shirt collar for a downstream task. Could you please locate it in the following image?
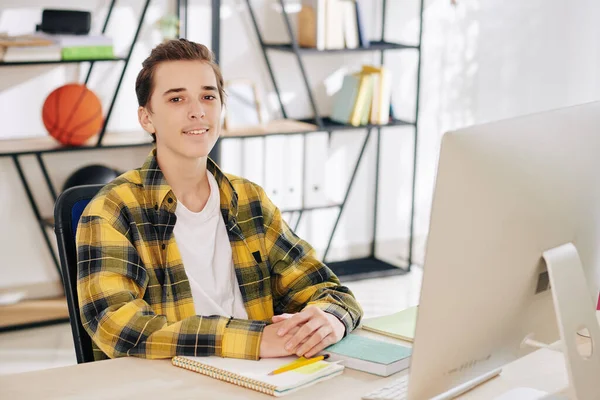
[139,148,239,222]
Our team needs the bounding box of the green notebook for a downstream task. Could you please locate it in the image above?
[361,306,418,342]
[62,45,114,60]
[324,334,412,377]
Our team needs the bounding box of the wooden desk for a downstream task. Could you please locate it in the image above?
[0,329,574,400]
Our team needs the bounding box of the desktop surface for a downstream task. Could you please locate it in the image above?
[0,328,575,400]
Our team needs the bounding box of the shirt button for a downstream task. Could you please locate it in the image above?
[168,197,173,204]
[161,244,166,250]
[154,204,158,211]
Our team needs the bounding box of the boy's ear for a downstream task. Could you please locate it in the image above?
[138,106,156,135]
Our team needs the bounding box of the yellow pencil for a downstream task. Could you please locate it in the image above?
[268,354,330,376]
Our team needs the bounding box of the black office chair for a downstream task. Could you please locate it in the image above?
[54,184,104,364]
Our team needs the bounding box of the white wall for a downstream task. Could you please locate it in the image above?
[2,0,599,298]
[410,0,600,265]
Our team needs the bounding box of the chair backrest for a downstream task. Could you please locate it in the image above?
[54,184,104,364]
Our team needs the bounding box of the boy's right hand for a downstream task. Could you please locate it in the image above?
[259,321,301,358]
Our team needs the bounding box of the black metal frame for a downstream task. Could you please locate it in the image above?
[176,0,188,39]
[95,0,151,145]
[240,0,425,278]
[11,155,60,271]
[209,0,222,164]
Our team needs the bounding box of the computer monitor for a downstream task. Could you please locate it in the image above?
[405,101,600,399]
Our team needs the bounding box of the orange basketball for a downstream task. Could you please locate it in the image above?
[42,83,103,146]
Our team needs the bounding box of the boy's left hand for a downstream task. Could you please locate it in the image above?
[272,306,345,358]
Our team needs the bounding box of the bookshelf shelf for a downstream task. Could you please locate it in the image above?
[0,131,153,157]
[299,116,415,131]
[263,40,418,53]
[0,57,127,67]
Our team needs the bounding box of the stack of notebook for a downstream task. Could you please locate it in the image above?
[330,65,393,127]
[325,334,412,377]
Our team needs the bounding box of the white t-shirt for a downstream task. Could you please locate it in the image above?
[173,171,248,319]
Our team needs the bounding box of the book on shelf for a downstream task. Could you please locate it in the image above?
[355,0,370,48]
[33,32,115,60]
[0,33,59,62]
[34,32,113,47]
[325,0,345,49]
[330,64,393,127]
[341,0,359,49]
[351,72,374,126]
[2,45,62,62]
[330,74,361,125]
[298,0,326,50]
[61,46,113,60]
[297,0,367,50]
[362,65,392,125]
[0,33,55,47]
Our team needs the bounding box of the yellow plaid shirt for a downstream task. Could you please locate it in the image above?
[76,149,363,361]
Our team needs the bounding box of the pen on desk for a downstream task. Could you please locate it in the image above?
[268,354,330,376]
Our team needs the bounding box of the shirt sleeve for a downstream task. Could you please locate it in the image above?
[257,186,364,335]
[76,210,266,360]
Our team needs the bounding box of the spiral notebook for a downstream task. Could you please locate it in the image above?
[172,355,345,397]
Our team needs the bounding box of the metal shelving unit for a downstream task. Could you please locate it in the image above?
[240,0,425,280]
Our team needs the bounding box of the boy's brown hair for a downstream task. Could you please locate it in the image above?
[135,39,226,141]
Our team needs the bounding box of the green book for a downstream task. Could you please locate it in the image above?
[324,334,412,377]
[361,305,418,342]
[62,45,114,60]
[331,74,361,125]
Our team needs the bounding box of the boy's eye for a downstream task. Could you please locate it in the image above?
[204,95,216,100]
[170,97,182,102]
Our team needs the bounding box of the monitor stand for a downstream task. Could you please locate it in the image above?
[542,243,600,400]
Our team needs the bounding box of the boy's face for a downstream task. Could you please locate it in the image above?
[138,60,222,160]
